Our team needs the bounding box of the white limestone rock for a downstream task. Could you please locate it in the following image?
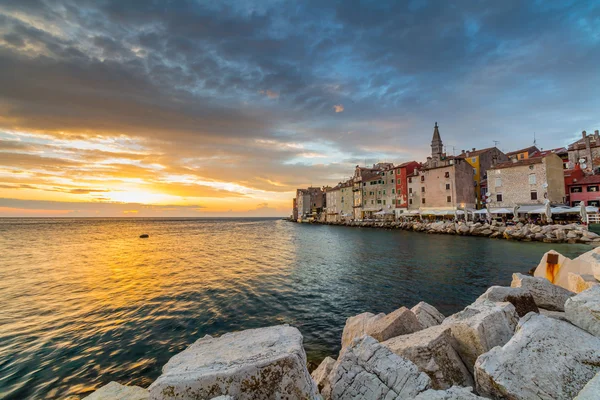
[413,386,486,399]
[475,285,539,317]
[341,307,422,348]
[311,356,335,394]
[325,335,431,400]
[148,325,319,400]
[84,381,148,400]
[575,371,600,399]
[475,313,600,400]
[382,324,473,390]
[534,250,594,290]
[575,247,600,281]
[441,300,518,374]
[539,308,570,322]
[568,272,600,293]
[511,272,575,311]
[411,302,445,328]
[565,286,600,337]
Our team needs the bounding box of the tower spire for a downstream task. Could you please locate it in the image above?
[431,122,443,161]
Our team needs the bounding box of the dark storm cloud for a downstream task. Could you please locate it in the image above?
[0,0,599,208]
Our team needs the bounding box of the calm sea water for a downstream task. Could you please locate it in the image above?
[0,218,590,399]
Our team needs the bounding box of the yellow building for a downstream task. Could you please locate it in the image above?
[459,147,509,209]
[506,145,539,161]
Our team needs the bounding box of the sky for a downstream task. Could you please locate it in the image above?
[0,0,599,217]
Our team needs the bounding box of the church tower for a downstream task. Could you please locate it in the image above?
[431,122,443,161]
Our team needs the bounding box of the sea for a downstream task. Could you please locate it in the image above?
[0,217,590,399]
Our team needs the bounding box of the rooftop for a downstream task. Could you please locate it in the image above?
[458,146,499,157]
[505,145,539,157]
[491,157,543,170]
[570,174,600,186]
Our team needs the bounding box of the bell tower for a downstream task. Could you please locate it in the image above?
[431,122,443,161]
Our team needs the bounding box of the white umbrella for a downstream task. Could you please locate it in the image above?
[545,201,552,223]
[580,202,588,224]
[513,205,520,222]
[486,203,492,222]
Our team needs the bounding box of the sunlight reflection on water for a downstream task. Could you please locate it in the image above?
[0,218,589,399]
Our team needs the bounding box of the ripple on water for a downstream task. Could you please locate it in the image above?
[0,218,591,399]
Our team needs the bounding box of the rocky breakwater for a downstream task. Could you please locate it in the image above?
[323,219,600,245]
[84,247,600,400]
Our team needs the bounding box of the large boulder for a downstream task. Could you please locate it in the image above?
[341,307,422,348]
[568,272,600,293]
[148,325,318,400]
[474,313,600,400]
[575,247,600,281]
[441,300,518,373]
[413,386,486,399]
[411,302,445,328]
[382,325,473,389]
[565,286,600,337]
[511,273,575,311]
[84,382,148,400]
[325,335,430,399]
[534,250,594,289]
[475,286,538,317]
[575,371,600,399]
[311,356,336,394]
[539,308,570,322]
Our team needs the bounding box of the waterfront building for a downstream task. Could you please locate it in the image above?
[296,187,324,219]
[566,174,600,207]
[292,198,298,220]
[418,123,476,211]
[506,145,539,162]
[339,180,354,220]
[361,167,396,219]
[486,153,566,209]
[567,130,600,174]
[351,164,393,220]
[393,161,420,215]
[459,147,508,209]
[407,171,422,210]
[325,185,341,222]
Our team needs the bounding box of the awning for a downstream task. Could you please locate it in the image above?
[527,207,568,214]
[555,206,599,214]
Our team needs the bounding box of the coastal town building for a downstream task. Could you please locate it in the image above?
[567,130,600,175]
[351,164,392,220]
[339,181,354,220]
[418,123,476,211]
[486,153,566,208]
[360,167,396,219]
[566,174,600,207]
[295,187,324,220]
[324,186,341,222]
[407,172,421,211]
[459,147,508,209]
[393,161,420,215]
[506,146,539,162]
[292,198,298,220]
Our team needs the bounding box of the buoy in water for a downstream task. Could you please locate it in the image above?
[140,234,149,238]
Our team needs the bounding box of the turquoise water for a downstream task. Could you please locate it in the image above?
[0,218,589,399]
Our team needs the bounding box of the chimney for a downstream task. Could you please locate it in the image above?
[595,130,599,143]
[472,147,476,152]
[461,149,465,154]
[582,130,587,139]
[466,151,470,156]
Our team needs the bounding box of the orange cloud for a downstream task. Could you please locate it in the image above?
[333,104,344,113]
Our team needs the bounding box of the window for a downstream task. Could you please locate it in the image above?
[409,188,413,194]
[409,199,413,205]
[383,200,386,205]
[422,198,426,204]
[364,200,366,205]
[495,178,502,187]
[531,191,538,200]
[571,186,583,193]
[588,185,599,192]
[473,168,477,175]
[383,190,386,195]
[496,193,503,202]
[447,196,451,203]
[363,182,366,186]
[445,171,450,178]
[378,191,381,195]
[408,177,412,183]
[392,189,395,194]
[445,183,451,190]
[472,157,477,163]
[377,200,382,204]
[371,200,374,204]
[589,200,600,207]
[529,174,536,185]
[519,153,524,160]
[421,187,425,193]
[421,175,425,182]
[391,179,394,183]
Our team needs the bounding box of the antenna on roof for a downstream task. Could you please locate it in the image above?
[451,146,456,156]
[533,132,537,147]
[493,140,500,147]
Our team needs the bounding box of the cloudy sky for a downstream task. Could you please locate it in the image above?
[0,0,599,217]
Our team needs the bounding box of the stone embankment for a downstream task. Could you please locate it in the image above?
[314,219,600,245]
[84,247,600,400]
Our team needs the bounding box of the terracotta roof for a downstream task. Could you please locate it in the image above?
[531,147,567,157]
[491,157,543,170]
[394,161,419,168]
[570,175,600,185]
[458,147,499,157]
[505,146,539,157]
[568,137,600,151]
